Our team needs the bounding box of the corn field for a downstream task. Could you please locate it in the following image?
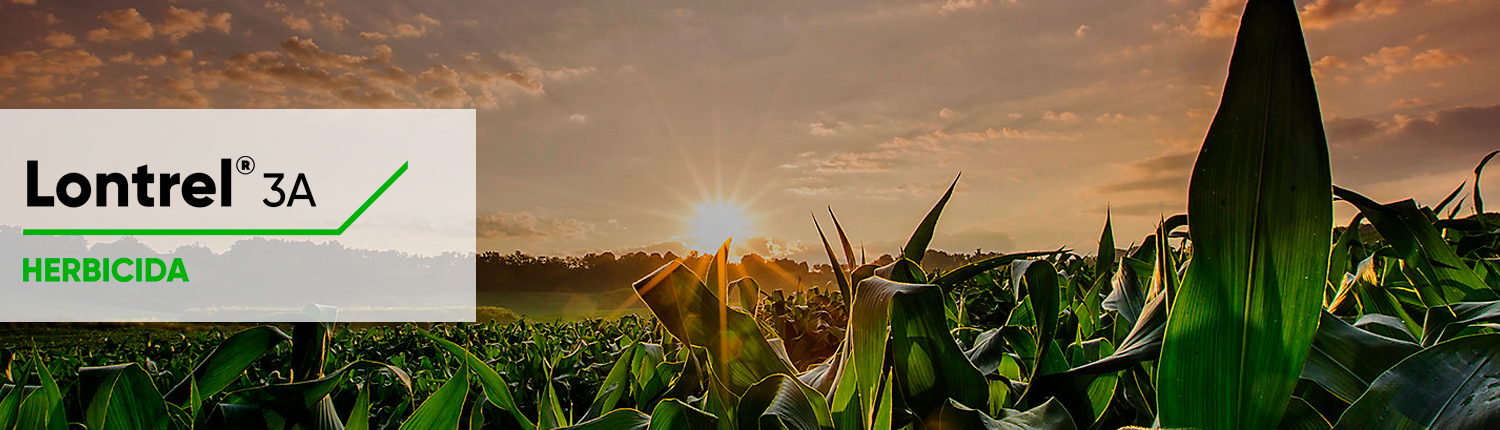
[4,1,1500,429]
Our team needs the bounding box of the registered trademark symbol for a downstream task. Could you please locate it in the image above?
[236,156,255,175]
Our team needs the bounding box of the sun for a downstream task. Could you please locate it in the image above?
[686,200,754,253]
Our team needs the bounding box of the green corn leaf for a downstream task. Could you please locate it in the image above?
[1062,294,1166,376]
[1334,333,1500,429]
[1011,260,1062,387]
[633,261,796,393]
[579,343,639,422]
[0,349,10,384]
[875,258,928,285]
[400,359,469,430]
[345,385,371,430]
[1148,215,1187,305]
[847,276,987,423]
[1103,258,1149,328]
[15,355,64,430]
[219,360,410,430]
[705,238,732,304]
[730,278,762,317]
[78,363,169,430]
[164,325,292,405]
[539,375,567,429]
[1333,186,1497,305]
[923,398,1076,430]
[738,374,834,430]
[1473,150,1499,216]
[1097,208,1116,286]
[816,215,854,312]
[646,399,718,430]
[826,343,865,430]
[0,358,31,430]
[1433,182,1466,216]
[831,208,858,270]
[1157,0,1334,428]
[558,409,650,430]
[1421,300,1500,347]
[1353,314,1417,343]
[1327,215,1365,303]
[903,175,959,264]
[1279,397,1332,430]
[1299,312,1421,403]
[422,331,537,430]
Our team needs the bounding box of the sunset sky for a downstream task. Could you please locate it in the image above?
[3,0,1499,262]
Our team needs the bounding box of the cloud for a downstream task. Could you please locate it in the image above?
[317,13,349,32]
[1312,55,1348,78]
[1363,45,1469,80]
[279,37,389,69]
[0,49,104,77]
[1300,0,1400,29]
[361,13,442,40]
[1390,98,1431,108]
[800,126,1076,174]
[1043,110,1078,121]
[809,121,846,136]
[1181,0,1246,38]
[1096,113,1129,123]
[569,113,588,123]
[740,236,807,259]
[42,32,75,48]
[477,211,596,240]
[1324,105,1500,187]
[1097,151,1196,195]
[84,7,229,43]
[283,16,312,32]
[1075,24,1090,38]
[1176,0,1402,38]
[159,6,232,42]
[173,35,546,108]
[939,108,957,118]
[1324,116,1382,143]
[941,0,992,13]
[156,76,209,108]
[1384,105,1500,149]
[87,8,154,42]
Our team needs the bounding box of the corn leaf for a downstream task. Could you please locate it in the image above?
[15,355,64,430]
[1333,333,1500,429]
[1333,186,1497,304]
[903,175,959,264]
[738,374,834,430]
[646,399,718,430]
[1157,0,1334,428]
[400,359,469,430]
[1421,300,1500,347]
[164,325,291,405]
[558,409,650,430]
[634,261,797,393]
[78,363,169,430]
[1298,312,1420,403]
[923,398,1076,430]
[422,331,537,430]
[847,276,987,423]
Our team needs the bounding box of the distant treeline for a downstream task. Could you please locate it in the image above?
[476,249,1004,294]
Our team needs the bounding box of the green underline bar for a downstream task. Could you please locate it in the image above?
[23,162,408,237]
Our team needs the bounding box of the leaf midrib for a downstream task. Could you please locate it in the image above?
[1231,8,1282,424]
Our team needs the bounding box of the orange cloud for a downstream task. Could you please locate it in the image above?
[87,8,154,42]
